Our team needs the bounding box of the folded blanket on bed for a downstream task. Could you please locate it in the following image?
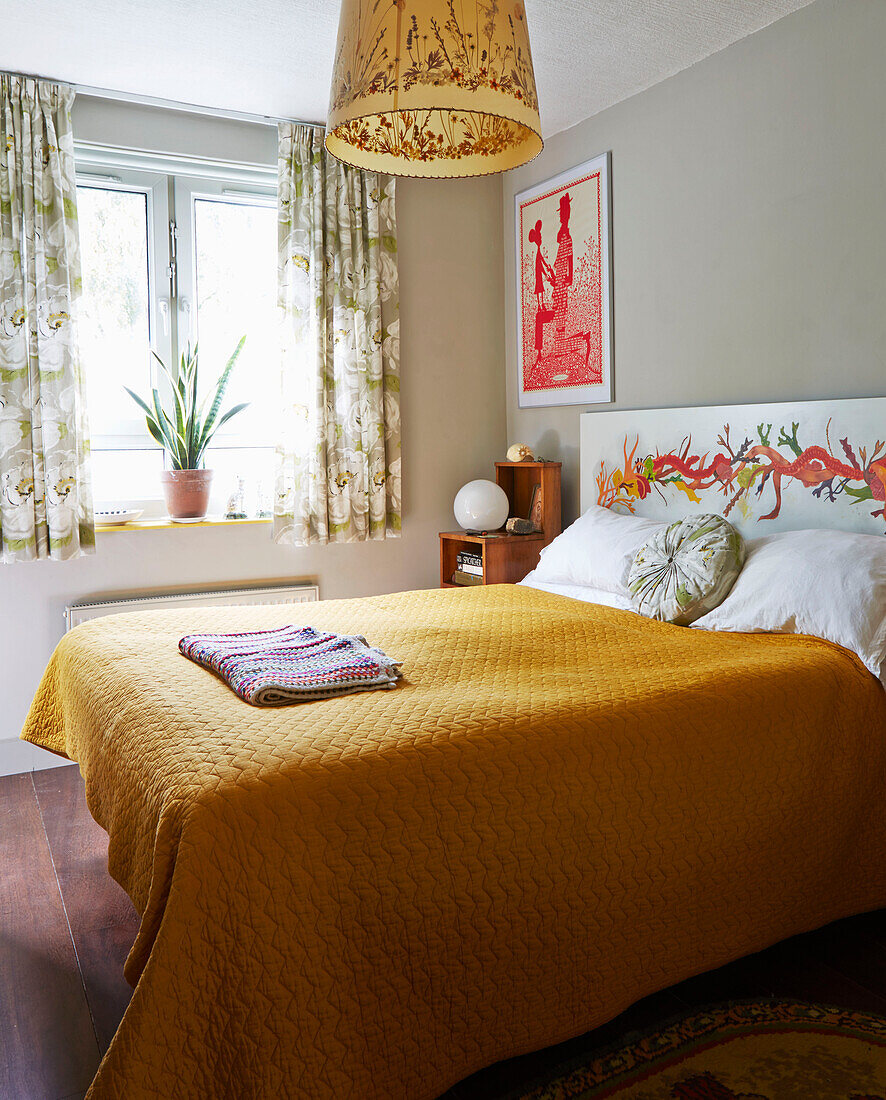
[178,625,402,706]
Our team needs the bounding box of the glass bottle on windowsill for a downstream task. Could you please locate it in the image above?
[254,479,272,520]
[225,477,248,521]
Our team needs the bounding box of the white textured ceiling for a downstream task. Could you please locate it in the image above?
[0,0,814,138]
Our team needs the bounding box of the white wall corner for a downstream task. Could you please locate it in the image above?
[0,738,71,778]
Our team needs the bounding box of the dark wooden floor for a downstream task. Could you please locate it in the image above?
[1,765,139,1100]
[4,766,886,1100]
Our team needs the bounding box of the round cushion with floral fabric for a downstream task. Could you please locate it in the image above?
[627,513,746,626]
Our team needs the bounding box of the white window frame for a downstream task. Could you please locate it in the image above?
[73,143,277,510]
[173,175,277,451]
[75,167,172,447]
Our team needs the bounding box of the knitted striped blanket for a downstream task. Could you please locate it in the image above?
[178,625,402,706]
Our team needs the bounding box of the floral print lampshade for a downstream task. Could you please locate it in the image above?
[326,0,543,177]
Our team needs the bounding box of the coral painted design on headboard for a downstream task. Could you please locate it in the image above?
[580,398,886,536]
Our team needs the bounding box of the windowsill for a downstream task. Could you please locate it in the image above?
[96,516,273,534]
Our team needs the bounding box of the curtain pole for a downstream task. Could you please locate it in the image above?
[0,67,325,130]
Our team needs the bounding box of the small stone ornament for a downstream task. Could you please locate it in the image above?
[506,443,534,462]
[506,516,537,535]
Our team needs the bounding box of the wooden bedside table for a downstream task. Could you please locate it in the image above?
[440,461,561,587]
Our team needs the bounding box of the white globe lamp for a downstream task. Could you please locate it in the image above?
[454,480,509,532]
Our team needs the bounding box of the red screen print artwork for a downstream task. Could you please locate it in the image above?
[520,171,603,392]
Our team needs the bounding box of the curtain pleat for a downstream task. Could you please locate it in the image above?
[274,123,400,546]
[0,74,93,562]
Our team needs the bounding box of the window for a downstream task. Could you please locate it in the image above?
[76,151,279,517]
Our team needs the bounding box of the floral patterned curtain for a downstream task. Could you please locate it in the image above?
[274,123,400,545]
[0,75,93,562]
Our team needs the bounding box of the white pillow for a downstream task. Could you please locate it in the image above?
[532,505,663,594]
[692,528,886,675]
[519,571,634,611]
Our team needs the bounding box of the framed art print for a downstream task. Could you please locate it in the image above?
[515,152,612,409]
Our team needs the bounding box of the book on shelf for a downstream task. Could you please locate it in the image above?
[456,550,482,567]
[451,570,484,587]
[456,559,482,576]
[456,562,483,577]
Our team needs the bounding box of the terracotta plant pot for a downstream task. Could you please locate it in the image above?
[160,469,214,521]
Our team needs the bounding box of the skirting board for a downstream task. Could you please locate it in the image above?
[0,737,70,778]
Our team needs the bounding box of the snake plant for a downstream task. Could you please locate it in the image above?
[125,337,248,471]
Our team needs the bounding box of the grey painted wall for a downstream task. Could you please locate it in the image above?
[1,97,506,766]
[503,0,886,524]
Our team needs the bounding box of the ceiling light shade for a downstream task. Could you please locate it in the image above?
[325,0,543,178]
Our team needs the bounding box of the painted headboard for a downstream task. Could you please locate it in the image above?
[580,397,886,537]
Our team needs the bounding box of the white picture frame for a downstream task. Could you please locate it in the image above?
[515,151,613,409]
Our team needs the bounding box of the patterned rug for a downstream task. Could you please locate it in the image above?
[516,1002,886,1099]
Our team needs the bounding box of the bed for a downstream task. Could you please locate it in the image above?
[20,396,886,1100]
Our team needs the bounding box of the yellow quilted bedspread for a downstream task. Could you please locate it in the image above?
[21,584,886,1100]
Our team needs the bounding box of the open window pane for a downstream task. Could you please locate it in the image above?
[77,186,153,440]
[192,197,280,448]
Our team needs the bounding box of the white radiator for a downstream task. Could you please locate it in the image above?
[65,583,320,631]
